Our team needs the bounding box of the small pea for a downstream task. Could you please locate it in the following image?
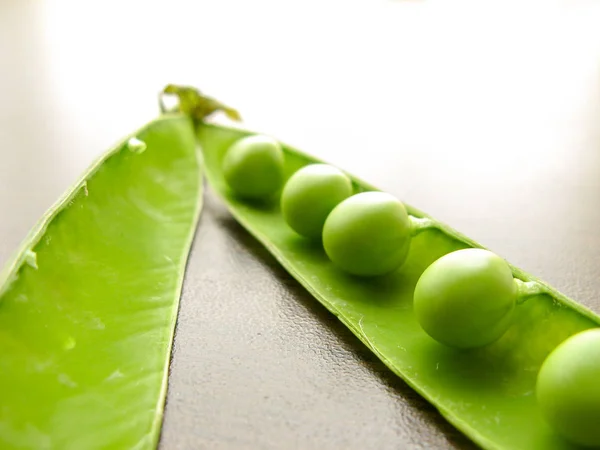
[536,328,600,447]
[281,164,353,239]
[322,192,412,277]
[222,134,284,200]
[413,248,516,349]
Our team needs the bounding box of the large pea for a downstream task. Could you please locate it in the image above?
[281,164,353,239]
[322,192,412,277]
[222,134,284,200]
[413,248,517,349]
[536,328,600,447]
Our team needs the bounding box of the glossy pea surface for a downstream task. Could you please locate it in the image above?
[322,192,411,276]
[222,134,284,200]
[281,164,353,239]
[536,328,600,447]
[413,248,516,349]
[199,122,600,450]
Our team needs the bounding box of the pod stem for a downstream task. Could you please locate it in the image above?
[159,84,242,123]
[409,216,438,236]
[514,278,548,305]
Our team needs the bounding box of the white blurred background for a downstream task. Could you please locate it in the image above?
[1,0,600,294]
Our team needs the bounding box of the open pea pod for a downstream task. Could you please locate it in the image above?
[195,120,600,449]
[0,114,202,449]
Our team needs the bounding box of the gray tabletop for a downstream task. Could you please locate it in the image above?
[2,2,600,449]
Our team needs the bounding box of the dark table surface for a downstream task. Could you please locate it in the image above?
[2,2,600,449]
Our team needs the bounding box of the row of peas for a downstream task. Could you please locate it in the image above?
[221,133,600,448]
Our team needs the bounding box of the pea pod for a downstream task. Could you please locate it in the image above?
[195,116,600,448]
[0,115,202,449]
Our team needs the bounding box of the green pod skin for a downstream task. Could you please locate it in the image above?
[222,134,285,200]
[322,192,412,277]
[0,115,202,449]
[197,120,600,450]
[281,164,353,239]
[413,248,517,349]
[536,328,600,447]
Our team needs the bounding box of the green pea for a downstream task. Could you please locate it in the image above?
[222,134,284,200]
[536,328,600,447]
[322,192,412,277]
[413,248,516,349]
[281,164,353,239]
